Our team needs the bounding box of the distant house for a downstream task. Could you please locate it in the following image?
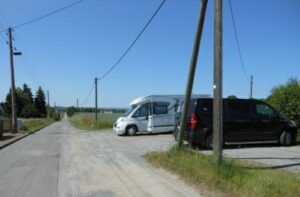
[104,110,113,114]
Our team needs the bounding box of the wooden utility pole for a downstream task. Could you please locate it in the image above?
[250,75,253,99]
[213,0,223,164]
[95,77,98,121]
[47,90,50,119]
[177,0,208,148]
[8,27,17,133]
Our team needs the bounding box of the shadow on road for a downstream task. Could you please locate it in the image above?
[243,162,300,170]
[124,132,173,137]
[232,157,300,160]
[0,135,15,141]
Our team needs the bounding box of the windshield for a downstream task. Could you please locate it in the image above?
[124,107,135,117]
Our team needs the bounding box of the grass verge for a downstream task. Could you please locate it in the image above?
[145,147,300,197]
[20,119,55,134]
[68,115,114,130]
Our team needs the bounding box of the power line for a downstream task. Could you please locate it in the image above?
[0,0,84,32]
[0,32,6,43]
[13,35,42,87]
[228,0,250,81]
[80,82,95,106]
[97,0,167,81]
[0,7,10,27]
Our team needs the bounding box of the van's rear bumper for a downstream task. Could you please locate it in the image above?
[173,126,209,145]
[186,129,209,145]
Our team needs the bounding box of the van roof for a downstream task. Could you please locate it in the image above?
[129,94,211,106]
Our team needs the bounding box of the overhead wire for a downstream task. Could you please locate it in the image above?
[0,33,6,43]
[97,0,167,81]
[228,0,250,81]
[0,0,84,32]
[13,36,42,87]
[79,82,95,106]
[0,11,8,43]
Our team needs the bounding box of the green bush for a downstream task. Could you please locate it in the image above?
[48,108,61,121]
[20,104,39,118]
[267,78,300,127]
[66,106,76,117]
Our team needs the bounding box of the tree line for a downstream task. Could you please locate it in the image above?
[267,78,300,127]
[65,106,127,117]
[0,84,48,118]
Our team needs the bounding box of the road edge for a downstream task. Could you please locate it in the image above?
[0,121,56,150]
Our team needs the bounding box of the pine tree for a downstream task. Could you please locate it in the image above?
[4,89,12,116]
[34,86,47,117]
[22,84,33,104]
[4,87,25,117]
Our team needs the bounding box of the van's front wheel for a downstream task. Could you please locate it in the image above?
[126,126,137,136]
[279,131,293,146]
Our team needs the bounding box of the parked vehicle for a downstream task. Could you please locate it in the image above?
[173,98,298,149]
[113,95,210,136]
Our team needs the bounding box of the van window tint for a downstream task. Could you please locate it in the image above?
[153,102,169,115]
[226,100,251,119]
[133,105,148,117]
[256,103,274,118]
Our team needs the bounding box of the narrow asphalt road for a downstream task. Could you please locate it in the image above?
[0,117,201,197]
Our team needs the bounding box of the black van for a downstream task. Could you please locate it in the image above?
[174,99,298,149]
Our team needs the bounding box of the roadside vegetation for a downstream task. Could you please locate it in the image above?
[0,84,48,118]
[145,147,300,197]
[20,118,55,134]
[267,78,300,129]
[68,112,123,130]
[0,83,61,133]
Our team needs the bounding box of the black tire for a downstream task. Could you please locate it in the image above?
[126,125,137,136]
[205,134,213,149]
[279,131,292,146]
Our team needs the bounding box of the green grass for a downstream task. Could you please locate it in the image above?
[20,118,55,133]
[145,147,300,197]
[68,112,123,130]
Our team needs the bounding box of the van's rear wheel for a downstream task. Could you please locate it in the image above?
[126,126,137,136]
[279,131,292,146]
[205,134,213,149]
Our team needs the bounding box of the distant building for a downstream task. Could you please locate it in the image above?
[104,110,113,114]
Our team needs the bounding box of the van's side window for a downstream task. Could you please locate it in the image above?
[226,100,251,119]
[256,103,275,118]
[133,105,148,117]
[153,102,169,115]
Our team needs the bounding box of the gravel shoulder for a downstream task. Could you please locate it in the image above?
[58,130,201,197]
[201,145,300,174]
[0,117,201,197]
[1,116,298,197]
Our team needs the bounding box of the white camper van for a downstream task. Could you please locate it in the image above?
[113,95,210,136]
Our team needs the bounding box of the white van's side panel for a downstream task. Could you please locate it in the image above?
[114,95,210,135]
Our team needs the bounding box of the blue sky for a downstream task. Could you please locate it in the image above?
[0,0,299,108]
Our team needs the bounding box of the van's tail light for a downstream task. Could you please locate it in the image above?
[190,112,197,129]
